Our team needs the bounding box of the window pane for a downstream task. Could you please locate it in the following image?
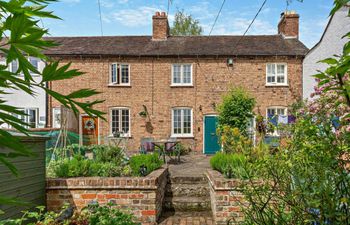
[53,108,61,128]
[173,109,181,134]
[121,65,129,84]
[173,65,181,84]
[29,58,39,70]
[267,108,276,116]
[277,75,285,83]
[182,65,192,84]
[27,109,36,128]
[121,109,129,134]
[11,60,18,73]
[267,64,275,74]
[111,64,117,83]
[267,76,275,83]
[183,109,191,134]
[277,64,285,74]
[111,109,120,133]
[277,108,286,115]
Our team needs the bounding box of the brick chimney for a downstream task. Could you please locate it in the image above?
[152,12,169,40]
[278,10,299,39]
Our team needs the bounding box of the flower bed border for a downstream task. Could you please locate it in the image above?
[206,169,245,225]
[46,167,168,225]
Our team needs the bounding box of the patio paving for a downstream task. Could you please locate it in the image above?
[167,154,212,177]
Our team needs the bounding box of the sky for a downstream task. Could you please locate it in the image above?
[44,0,335,48]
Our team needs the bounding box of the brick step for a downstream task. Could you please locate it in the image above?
[158,210,214,225]
[168,175,208,184]
[165,183,210,198]
[163,196,211,212]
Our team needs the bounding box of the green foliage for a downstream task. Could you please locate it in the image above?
[0,203,140,225]
[129,153,163,176]
[210,152,250,179]
[0,0,104,193]
[219,126,252,154]
[170,9,203,35]
[217,87,256,136]
[48,145,130,178]
[86,203,140,225]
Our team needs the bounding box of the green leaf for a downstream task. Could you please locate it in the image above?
[67,89,101,99]
[318,58,338,65]
[41,62,84,82]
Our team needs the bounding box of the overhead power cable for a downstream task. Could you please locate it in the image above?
[97,0,104,36]
[167,0,173,16]
[233,0,267,50]
[209,0,226,36]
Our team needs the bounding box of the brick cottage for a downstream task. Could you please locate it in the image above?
[45,11,308,154]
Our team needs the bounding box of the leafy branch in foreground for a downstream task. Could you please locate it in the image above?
[0,0,104,193]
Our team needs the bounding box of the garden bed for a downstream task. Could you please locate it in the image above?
[46,167,168,225]
[206,169,246,225]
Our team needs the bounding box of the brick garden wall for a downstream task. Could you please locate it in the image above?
[206,169,246,225]
[48,56,303,152]
[46,168,168,225]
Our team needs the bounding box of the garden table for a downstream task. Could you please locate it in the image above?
[151,139,179,164]
[108,137,128,154]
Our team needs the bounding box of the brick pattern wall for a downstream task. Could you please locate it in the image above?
[152,12,169,40]
[49,56,303,152]
[278,13,300,38]
[46,168,168,225]
[206,169,246,225]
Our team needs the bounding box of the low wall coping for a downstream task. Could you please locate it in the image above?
[47,167,168,190]
[206,169,243,191]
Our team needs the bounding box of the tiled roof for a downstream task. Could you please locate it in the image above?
[43,35,308,57]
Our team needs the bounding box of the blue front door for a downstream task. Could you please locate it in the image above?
[204,116,221,154]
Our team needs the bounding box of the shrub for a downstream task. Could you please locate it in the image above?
[93,145,126,165]
[129,153,163,176]
[0,203,140,225]
[210,152,249,179]
[219,126,252,154]
[217,87,255,136]
[47,145,129,178]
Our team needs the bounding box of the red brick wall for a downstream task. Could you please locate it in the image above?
[278,12,300,38]
[206,169,246,224]
[49,56,303,152]
[46,168,168,225]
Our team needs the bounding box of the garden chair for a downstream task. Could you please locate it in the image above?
[165,137,181,163]
[139,137,155,154]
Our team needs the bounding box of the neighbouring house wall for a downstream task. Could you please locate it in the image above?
[303,7,350,99]
[49,56,303,152]
[46,168,168,225]
[0,134,47,220]
[0,59,47,128]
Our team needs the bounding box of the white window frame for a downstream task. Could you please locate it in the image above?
[12,108,38,129]
[52,107,61,128]
[266,106,288,117]
[266,106,288,136]
[171,107,193,138]
[171,64,193,86]
[109,63,130,86]
[266,63,288,86]
[109,107,131,137]
[9,57,40,76]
